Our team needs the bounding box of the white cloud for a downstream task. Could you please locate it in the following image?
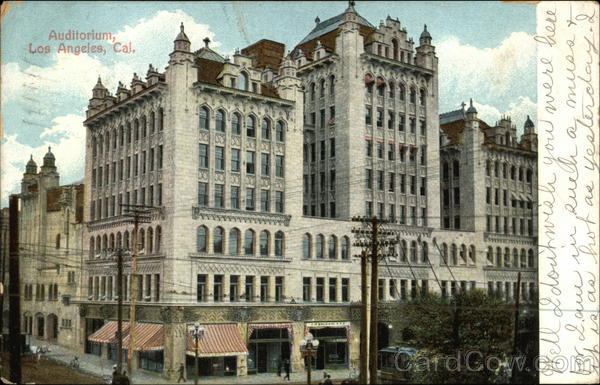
[473,96,536,136]
[1,113,86,207]
[437,31,536,112]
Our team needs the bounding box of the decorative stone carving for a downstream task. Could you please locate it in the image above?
[261,178,270,188]
[159,306,173,323]
[247,139,256,150]
[288,306,313,322]
[246,176,255,187]
[100,304,114,319]
[215,172,225,183]
[231,136,241,147]
[229,307,255,322]
[199,131,209,142]
[215,134,225,145]
[231,174,240,185]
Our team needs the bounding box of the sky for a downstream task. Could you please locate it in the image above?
[0,1,537,207]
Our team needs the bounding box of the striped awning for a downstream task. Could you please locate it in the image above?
[122,322,164,351]
[87,321,163,351]
[186,324,248,357]
[248,323,293,344]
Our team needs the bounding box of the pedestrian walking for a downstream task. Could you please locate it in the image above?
[283,359,291,381]
[177,363,186,383]
[277,358,282,377]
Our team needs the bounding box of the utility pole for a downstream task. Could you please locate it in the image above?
[352,249,369,384]
[352,216,396,385]
[369,216,379,385]
[116,247,124,377]
[8,195,21,384]
[120,204,153,378]
[513,271,522,353]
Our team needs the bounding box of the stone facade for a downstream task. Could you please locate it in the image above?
[9,3,537,380]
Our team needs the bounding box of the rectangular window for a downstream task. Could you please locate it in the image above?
[366,169,372,189]
[320,109,325,128]
[231,148,240,172]
[388,143,395,160]
[275,276,284,302]
[377,142,384,158]
[198,183,208,207]
[310,143,316,162]
[454,187,460,204]
[214,184,224,208]
[376,108,383,127]
[389,173,395,192]
[320,172,326,191]
[377,170,384,191]
[330,170,336,190]
[329,278,337,302]
[320,140,325,160]
[330,202,336,218]
[410,175,416,195]
[275,191,284,213]
[199,144,209,169]
[342,278,349,302]
[260,277,268,302]
[245,276,254,302]
[400,174,406,194]
[409,118,416,133]
[275,155,284,177]
[246,188,255,211]
[261,153,270,176]
[378,203,384,219]
[399,115,405,131]
[134,155,138,176]
[365,106,372,125]
[420,120,426,136]
[330,138,335,158]
[366,201,373,217]
[230,276,239,302]
[420,177,426,196]
[141,152,146,174]
[366,139,372,157]
[303,277,312,302]
[388,111,395,129]
[197,274,207,302]
[214,146,224,171]
[149,149,154,171]
[246,151,255,174]
[420,146,426,165]
[231,186,240,209]
[260,189,270,212]
[316,278,324,302]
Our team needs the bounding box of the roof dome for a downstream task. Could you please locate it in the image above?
[175,22,190,42]
[43,146,55,166]
[93,76,107,91]
[524,115,534,128]
[25,155,37,174]
[420,24,431,39]
[466,98,477,114]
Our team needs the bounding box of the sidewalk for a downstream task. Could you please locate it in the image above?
[29,337,356,384]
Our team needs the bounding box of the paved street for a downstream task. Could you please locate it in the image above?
[28,336,357,384]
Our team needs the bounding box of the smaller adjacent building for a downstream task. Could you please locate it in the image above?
[18,148,86,350]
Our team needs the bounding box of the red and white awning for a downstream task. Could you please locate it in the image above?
[186,324,248,357]
[87,321,163,351]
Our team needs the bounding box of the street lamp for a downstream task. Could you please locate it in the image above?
[190,323,205,385]
[299,332,319,385]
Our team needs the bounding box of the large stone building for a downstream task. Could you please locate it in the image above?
[17,149,85,350]
[11,2,537,381]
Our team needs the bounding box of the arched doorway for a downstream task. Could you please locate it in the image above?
[35,313,45,338]
[46,314,58,341]
[378,322,390,349]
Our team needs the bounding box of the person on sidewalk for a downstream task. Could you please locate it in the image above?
[283,359,291,381]
[277,358,282,377]
[177,363,186,383]
[323,374,333,385]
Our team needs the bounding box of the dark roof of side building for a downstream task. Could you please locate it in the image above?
[298,11,375,45]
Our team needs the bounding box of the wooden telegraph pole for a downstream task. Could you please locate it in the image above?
[120,204,153,378]
[8,195,21,384]
[352,216,397,384]
[116,247,124,376]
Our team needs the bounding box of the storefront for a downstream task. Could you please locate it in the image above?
[85,318,105,356]
[306,321,351,370]
[247,323,292,374]
[186,324,247,377]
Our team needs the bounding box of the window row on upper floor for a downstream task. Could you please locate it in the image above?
[198,107,286,142]
[365,108,426,134]
[196,226,285,257]
[306,75,336,102]
[91,108,164,157]
[302,234,350,260]
[365,76,427,106]
[485,160,534,183]
[89,226,162,258]
[486,246,536,268]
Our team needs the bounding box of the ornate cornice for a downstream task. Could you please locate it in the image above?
[483,232,537,245]
[192,206,291,226]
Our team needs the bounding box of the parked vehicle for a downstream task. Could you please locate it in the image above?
[378,346,418,384]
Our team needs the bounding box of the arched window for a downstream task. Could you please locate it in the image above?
[505,132,511,146]
[246,115,256,137]
[244,229,255,255]
[274,231,284,257]
[441,243,448,265]
[133,119,139,141]
[513,248,519,267]
[116,232,122,249]
[392,39,399,60]
[410,240,417,262]
[316,235,324,259]
[303,234,312,259]
[451,244,457,265]
[260,230,270,256]
[319,78,325,97]
[487,246,493,264]
[341,236,350,260]
[469,245,476,264]
[155,226,161,252]
[528,249,534,268]
[238,71,248,91]
[89,237,95,259]
[520,249,526,268]
[149,111,155,134]
[399,84,405,101]
[110,233,115,250]
[526,169,533,183]
[102,234,108,250]
[158,107,164,131]
[510,165,516,180]
[213,227,224,253]
[328,236,337,259]
[504,247,510,266]
[197,226,207,253]
[329,75,335,96]
[231,113,241,136]
[310,82,316,100]
[421,242,429,263]
[141,116,147,138]
[199,107,209,131]
[410,88,416,104]
[138,230,145,251]
[388,81,395,98]
[376,77,385,96]
[496,247,502,266]
[147,227,153,254]
[261,118,271,140]
[216,109,226,132]
[229,228,240,255]
[276,121,285,142]
[401,240,408,262]
[420,89,426,106]
[56,234,61,249]
[460,244,467,264]
[123,231,129,250]
[118,126,124,146]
